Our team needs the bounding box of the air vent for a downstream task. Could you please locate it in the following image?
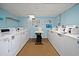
[6,17,19,22]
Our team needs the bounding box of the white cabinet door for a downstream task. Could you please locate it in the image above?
[24,31,29,43]
[0,30,29,56]
[16,32,23,54]
[0,38,10,56]
[22,31,26,44]
[55,34,79,56]
[48,31,79,56]
[18,32,23,51]
[48,31,56,44]
[20,32,25,48]
[48,31,53,42]
[17,31,26,53]
[59,35,79,56]
[10,31,29,56]
[55,33,70,55]
[74,39,79,55]
[21,31,29,47]
[11,35,20,56]
[51,32,63,55]
[48,31,62,55]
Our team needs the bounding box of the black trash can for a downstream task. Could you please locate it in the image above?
[35,33,42,43]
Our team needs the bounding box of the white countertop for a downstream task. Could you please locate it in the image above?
[0,29,27,39]
[50,30,79,40]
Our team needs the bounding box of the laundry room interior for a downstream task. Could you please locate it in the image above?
[0,3,79,56]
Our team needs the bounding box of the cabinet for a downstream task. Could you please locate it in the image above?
[23,31,29,44]
[21,31,26,46]
[0,37,11,56]
[11,31,29,56]
[48,31,79,56]
[58,35,79,56]
[0,30,29,56]
[48,31,62,55]
[18,31,29,50]
[11,35,20,56]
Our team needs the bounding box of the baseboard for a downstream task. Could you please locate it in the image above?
[29,38,48,39]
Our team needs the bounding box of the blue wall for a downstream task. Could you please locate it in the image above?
[28,16,58,38]
[17,16,28,28]
[0,8,19,28]
[58,4,79,26]
[17,16,58,38]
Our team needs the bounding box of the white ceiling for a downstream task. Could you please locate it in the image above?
[0,3,75,16]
